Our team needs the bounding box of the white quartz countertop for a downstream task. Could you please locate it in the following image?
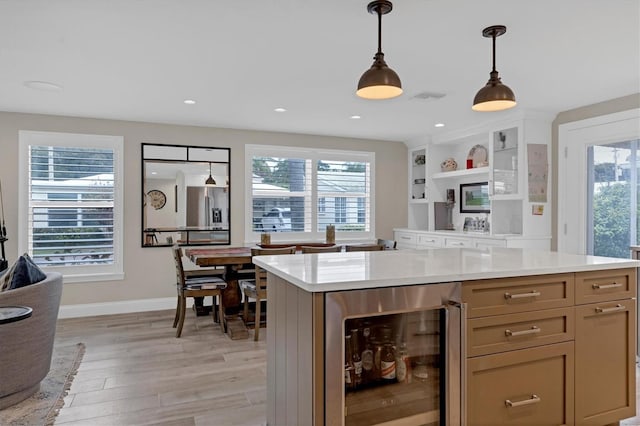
[252,248,640,293]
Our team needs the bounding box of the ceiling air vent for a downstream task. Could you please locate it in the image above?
[411,91,446,101]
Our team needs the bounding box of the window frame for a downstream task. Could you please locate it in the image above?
[244,144,375,243]
[19,131,124,283]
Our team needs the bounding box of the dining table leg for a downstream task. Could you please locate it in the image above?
[221,266,249,339]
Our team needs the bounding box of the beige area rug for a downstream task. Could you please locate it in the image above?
[0,343,85,426]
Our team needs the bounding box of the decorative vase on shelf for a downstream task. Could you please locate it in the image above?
[440,158,458,172]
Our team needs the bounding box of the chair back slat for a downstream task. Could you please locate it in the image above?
[300,245,342,253]
[345,244,384,252]
[251,246,296,291]
[172,245,186,287]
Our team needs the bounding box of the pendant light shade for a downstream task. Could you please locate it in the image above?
[205,162,216,186]
[472,25,516,112]
[356,0,402,100]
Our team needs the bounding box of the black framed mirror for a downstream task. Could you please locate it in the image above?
[142,143,230,247]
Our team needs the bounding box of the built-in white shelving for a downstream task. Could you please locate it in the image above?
[431,167,489,180]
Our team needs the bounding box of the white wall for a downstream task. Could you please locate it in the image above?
[0,111,407,307]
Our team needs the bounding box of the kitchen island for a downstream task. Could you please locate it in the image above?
[254,248,639,426]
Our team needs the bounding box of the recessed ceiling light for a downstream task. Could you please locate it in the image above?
[183,99,196,105]
[434,123,445,128]
[350,115,362,120]
[274,107,287,112]
[23,80,63,91]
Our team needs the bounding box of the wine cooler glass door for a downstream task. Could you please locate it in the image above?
[325,282,462,426]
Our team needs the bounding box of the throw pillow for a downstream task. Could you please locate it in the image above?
[0,261,17,292]
[9,253,46,290]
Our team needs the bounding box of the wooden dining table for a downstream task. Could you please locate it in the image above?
[185,247,253,339]
[184,243,339,339]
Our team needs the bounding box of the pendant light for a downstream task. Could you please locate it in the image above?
[205,162,216,186]
[356,0,402,100]
[472,25,517,112]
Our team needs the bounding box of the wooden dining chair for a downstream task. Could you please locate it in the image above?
[300,245,342,253]
[345,244,384,252]
[376,238,398,250]
[239,246,296,341]
[172,246,227,337]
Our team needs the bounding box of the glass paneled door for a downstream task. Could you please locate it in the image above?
[587,140,640,258]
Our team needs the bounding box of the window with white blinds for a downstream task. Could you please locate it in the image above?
[19,131,124,282]
[245,145,374,242]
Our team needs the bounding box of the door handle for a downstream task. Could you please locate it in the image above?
[592,282,622,290]
[505,394,541,408]
[595,304,625,314]
[504,291,540,300]
[505,326,540,337]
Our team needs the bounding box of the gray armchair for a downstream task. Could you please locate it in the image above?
[0,272,63,409]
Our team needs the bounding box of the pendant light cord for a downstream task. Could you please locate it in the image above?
[377,8,383,54]
[492,30,497,72]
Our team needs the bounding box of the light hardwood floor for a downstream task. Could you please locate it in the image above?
[54,309,640,426]
[54,309,266,426]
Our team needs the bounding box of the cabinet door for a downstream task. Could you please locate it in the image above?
[463,274,575,318]
[575,299,636,425]
[474,238,506,249]
[466,342,574,426]
[444,237,473,248]
[575,268,636,305]
[417,234,443,248]
[489,126,522,199]
[466,307,574,357]
[394,231,417,249]
[410,147,427,202]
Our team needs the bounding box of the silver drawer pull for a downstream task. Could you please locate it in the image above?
[401,236,411,240]
[424,239,435,243]
[592,282,622,290]
[504,291,540,300]
[505,394,541,408]
[450,242,464,246]
[505,326,540,337]
[595,304,625,314]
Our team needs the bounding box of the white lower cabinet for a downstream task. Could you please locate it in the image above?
[444,237,474,248]
[394,229,545,250]
[475,238,507,249]
[417,234,443,248]
[395,231,417,249]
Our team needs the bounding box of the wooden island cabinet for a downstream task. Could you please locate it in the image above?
[464,269,636,425]
[253,248,638,426]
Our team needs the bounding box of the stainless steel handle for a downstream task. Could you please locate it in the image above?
[424,239,435,243]
[592,282,622,290]
[400,236,411,240]
[595,304,625,314]
[505,394,541,408]
[504,290,540,300]
[449,242,464,246]
[505,326,540,337]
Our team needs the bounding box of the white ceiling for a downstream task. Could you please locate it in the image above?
[1,0,638,142]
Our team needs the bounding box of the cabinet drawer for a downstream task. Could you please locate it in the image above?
[467,342,574,426]
[394,231,417,249]
[467,307,574,357]
[417,235,443,248]
[463,274,575,318]
[444,237,473,248]
[575,268,636,305]
[474,239,507,249]
[575,299,636,425]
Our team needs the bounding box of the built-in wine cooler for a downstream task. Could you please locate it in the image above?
[325,283,463,426]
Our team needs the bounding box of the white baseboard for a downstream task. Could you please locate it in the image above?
[58,297,176,319]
